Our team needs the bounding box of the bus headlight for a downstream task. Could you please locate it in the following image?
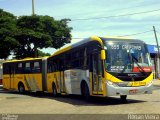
[107,81,118,87]
[116,82,129,87]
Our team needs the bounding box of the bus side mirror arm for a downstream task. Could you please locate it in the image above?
[101,50,106,60]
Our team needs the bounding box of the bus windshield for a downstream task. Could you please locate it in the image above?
[105,41,152,73]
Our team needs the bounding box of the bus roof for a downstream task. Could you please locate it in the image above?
[49,36,102,58]
[100,37,145,43]
[4,56,48,63]
[49,36,145,57]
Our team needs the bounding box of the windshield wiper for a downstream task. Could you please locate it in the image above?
[130,53,146,75]
[133,57,145,71]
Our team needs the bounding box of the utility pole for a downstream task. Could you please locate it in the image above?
[153,26,160,78]
[32,0,35,15]
[32,0,37,57]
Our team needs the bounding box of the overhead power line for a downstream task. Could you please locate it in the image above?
[55,4,154,18]
[50,30,153,39]
[71,30,153,39]
[71,8,160,21]
[117,30,153,37]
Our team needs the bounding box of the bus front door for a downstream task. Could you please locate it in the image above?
[92,52,103,95]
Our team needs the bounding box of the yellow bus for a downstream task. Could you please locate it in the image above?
[3,57,47,93]
[3,36,153,101]
[46,36,153,101]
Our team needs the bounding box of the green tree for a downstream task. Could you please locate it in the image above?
[14,15,72,59]
[37,50,51,57]
[0,9,19,59]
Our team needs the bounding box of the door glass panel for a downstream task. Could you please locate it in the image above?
[92,52,102,93]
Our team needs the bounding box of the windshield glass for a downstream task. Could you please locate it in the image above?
[105,41,152,73]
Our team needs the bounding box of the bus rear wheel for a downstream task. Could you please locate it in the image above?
[81,82,90,101]
[18,83,25,94]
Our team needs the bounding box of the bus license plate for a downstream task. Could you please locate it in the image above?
[129,89,138,94]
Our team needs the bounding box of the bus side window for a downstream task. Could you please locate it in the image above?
[48,59,57,73]
[53,62,57,72]
[3,63,10,74]
[33,61,40,73]
[47,60,52,73]
[17,63,23,74]
[48,62,51,73]
[71,50,80,68]
[25,62,31,73]
[65,53,71,70]
[82,48,88,69]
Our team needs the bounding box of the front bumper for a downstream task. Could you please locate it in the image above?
[106,81,153,96]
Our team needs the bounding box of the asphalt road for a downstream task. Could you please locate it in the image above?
[0,84,160,115]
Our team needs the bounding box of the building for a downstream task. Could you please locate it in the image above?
[147,45,160,79]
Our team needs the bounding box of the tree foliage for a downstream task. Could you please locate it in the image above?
[38,50,51,57]
[0,9,72,59]
[14,15,72,59]
[0,9,19,59]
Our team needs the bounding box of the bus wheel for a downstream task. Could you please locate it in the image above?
[18,83,25,94]
[52,83,57,97]
[120,95,127,102]
[84,83,91,101]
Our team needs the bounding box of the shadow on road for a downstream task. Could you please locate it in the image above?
[153,85,160,90]
[0,88,146,106]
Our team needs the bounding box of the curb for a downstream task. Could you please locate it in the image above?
[153,79,160,86]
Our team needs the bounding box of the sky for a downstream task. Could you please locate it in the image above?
[0,0,160,54]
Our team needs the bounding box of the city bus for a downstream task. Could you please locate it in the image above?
[2,36,153,101]
[2,57,47,92]
[46,36,153,101]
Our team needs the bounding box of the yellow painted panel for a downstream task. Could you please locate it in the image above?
[49,46,71,58]
[102,77,107,96]
[104,71,153,87]
[126,81,146,87]
[4,57,45,63]
[47,73,55,92]
[142,72,153,84]
[90,36,103,46]
[13,74,24,90]
[89,72,92,95]
[92,91,103,94]
[46,72,62,93]
[104,72,123,82]
[2,75,10,89]
[23,74,42,91]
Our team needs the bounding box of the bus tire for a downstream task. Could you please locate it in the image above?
[52,83,57,97]
[81,82,90,101]
[120,95,127,102]
[18,82,25,94]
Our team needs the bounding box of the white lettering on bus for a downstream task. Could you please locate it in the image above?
[122,45,141,50]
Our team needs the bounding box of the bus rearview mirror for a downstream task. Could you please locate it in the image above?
[101,50,106,60]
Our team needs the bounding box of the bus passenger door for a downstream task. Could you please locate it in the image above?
[58,60,65,93]
[60,71,65,93]
[9,64,15,89]
[92,52,103,95]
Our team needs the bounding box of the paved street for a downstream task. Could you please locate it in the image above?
[0,80,160,114]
